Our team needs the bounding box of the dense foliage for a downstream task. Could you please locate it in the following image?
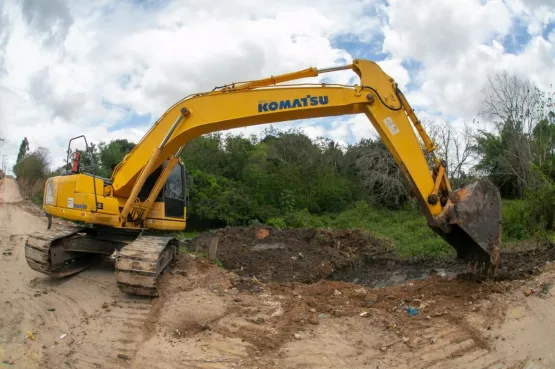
[178,128,415,228]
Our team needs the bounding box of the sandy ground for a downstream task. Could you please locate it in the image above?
[1,177,554,368]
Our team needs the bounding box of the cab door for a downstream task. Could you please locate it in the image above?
[163,163,185,219]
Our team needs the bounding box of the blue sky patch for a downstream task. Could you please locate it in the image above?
[502,16,532,54]
[108,112,152,132]
[401,59,423,92]
[542,20,555,41]
[332,34,387,61]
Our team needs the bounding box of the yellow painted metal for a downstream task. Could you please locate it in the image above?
[120,147,162,223]
[228,67,320,91]
[442,170,452,193]
[144,217,186,231]
[44,204,121,227]
[353,61,442,219]
[432,166,445,196]
[45,173,122,224]
[38,57,505,266]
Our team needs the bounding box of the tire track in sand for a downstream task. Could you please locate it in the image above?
[53,297,153,369]
[0,179,155,369]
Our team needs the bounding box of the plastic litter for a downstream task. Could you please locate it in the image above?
[407,307,419,317]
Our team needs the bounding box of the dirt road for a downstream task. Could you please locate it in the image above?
[1,177,554,368]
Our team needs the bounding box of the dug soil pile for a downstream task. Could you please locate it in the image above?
[189,225,555,288]
[189,226,394,283]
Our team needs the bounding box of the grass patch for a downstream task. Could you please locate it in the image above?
[501,199,536,243]
[329,202,454,259]
[265,199,540,260]
[268,201,454,260]
[172,230,200,241]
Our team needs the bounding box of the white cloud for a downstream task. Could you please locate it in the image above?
[382,0,512,64]
[0,0,553,175]
[376,58,410,90]
[381,0,555,121]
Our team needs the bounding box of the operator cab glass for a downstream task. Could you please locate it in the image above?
[164,163,185,218]
[138,160,187,219]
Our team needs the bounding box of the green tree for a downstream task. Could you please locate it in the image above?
[97,139,136,177]
[15,137,29,164]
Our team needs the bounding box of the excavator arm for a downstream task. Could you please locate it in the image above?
[106,59,501,266]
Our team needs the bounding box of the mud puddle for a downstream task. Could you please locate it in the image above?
[329,258,465,287]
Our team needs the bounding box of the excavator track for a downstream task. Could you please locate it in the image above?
[25,227,100,278]
[114,235,178,297]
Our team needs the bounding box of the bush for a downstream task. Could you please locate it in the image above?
[266,217,286,228]
[283,209,331,228]
[13,147,52,202]
[501,200,533,242]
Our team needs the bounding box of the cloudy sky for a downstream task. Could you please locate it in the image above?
[0,0,554,173]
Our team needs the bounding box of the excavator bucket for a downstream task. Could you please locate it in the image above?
[433,179,502,267]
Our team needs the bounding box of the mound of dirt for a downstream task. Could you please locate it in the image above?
[188,226,393,283]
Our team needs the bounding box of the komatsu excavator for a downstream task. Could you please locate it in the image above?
[24,59,502,296]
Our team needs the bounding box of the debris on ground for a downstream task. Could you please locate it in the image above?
[153,250,516,359]
[407,307,419,317]
[540,282,552,297]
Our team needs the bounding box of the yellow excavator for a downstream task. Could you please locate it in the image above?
[24,59,502,296]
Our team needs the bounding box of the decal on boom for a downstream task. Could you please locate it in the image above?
[258,95,329,113]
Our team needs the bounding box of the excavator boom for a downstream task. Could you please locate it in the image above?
[27,58,502,296]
